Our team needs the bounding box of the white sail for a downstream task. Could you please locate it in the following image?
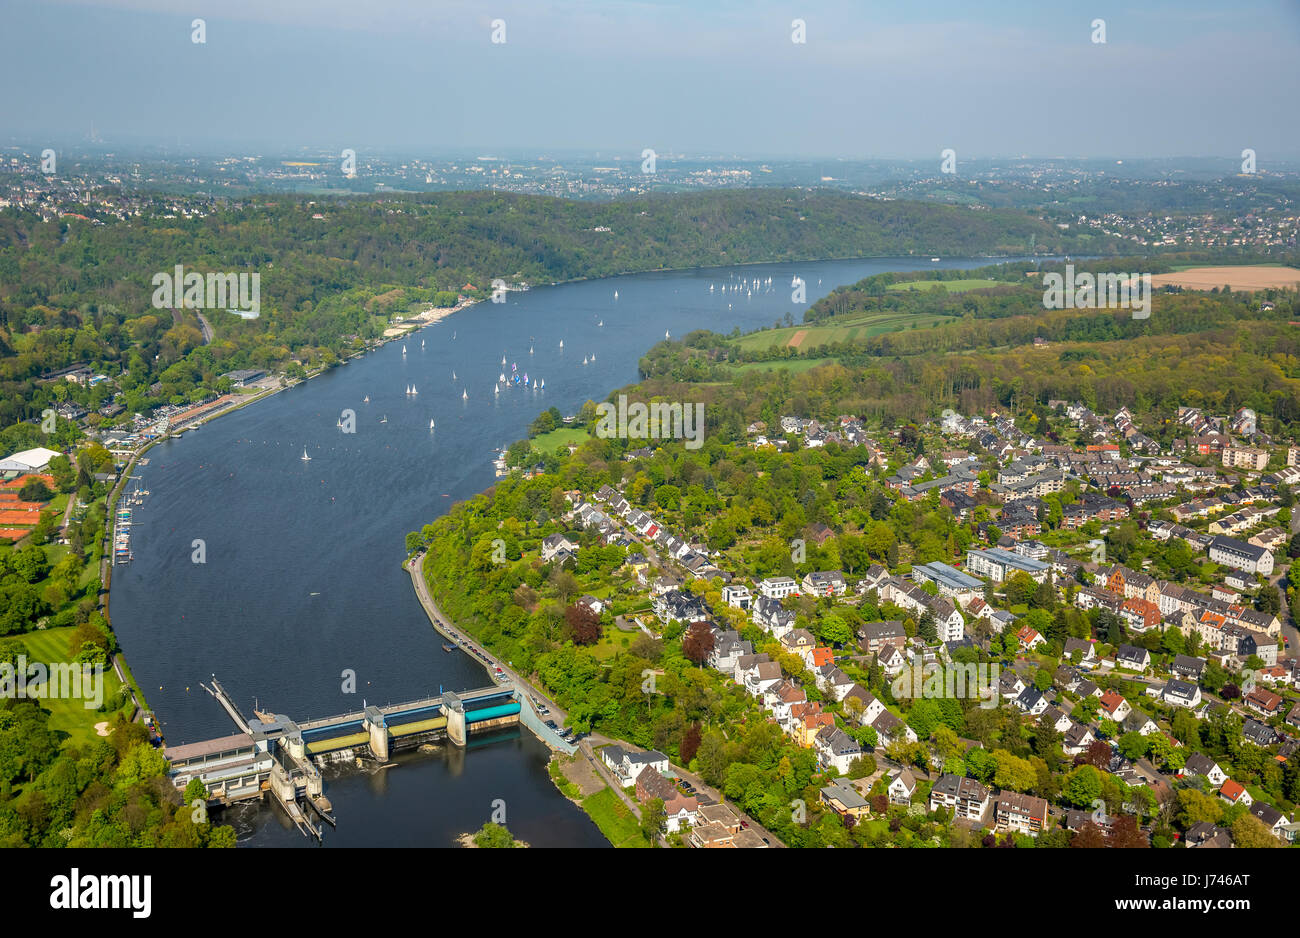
[429,419,435,429]
[462,389,468,400]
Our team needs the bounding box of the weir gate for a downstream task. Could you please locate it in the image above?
[163,678,522,839]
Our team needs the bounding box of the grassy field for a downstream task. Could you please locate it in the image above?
[886,278,1004,293]
[728,357,839,375]
[733,311,955,353]
[580,786,650,847]
[16,627,129,748]
[530,426,590,454]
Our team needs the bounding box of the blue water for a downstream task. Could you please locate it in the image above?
[109,254,1040,845]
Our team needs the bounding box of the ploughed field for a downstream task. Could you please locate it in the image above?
[1150,265,1300,291]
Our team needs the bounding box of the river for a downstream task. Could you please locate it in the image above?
[109,254,1040,846]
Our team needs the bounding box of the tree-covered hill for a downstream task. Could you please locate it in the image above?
[0,188,1125,433]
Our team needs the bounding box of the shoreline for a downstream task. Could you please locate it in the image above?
[96,298,483,724]
[96,252,1037,744]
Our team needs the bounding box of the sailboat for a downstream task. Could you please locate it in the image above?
[590,353,596,362]
[421,338,425,348]
[462,389,468,401]
[529,344,534,354]
[494,384,500,396]
[429,419,435,429]
[363,395,370,403]
[558,339,563,349]
[501,355,506,366]
[540,379,545,389]
[411,384,417,396]
[665,329,670,339]
[614,290,619,300]
[380,415,387,423]
[452,371,457,381]
[402,344,407,356]
[582,356,588,365]
[597,320,603,327]
[405,384,411,395]
[301,448,312,461]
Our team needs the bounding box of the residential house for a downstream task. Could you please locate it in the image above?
[1099,691,1133,723]
[758,576,799,600]
[801,570,848,597]
[1182,753,1227,787]
[820,780,870,820]
[929,774,991,822]
[721,584,752,610]
[995,792,1050,836]
[1115,645,1151,672]
[1219,779,1253,807]
[887,768,917,805]
[814,726,863,774]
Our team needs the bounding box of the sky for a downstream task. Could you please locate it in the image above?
[2,0,1299,159]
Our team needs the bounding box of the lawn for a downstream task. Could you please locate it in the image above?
[530,426,590,455]
[14,627,129,748]
[886,278,1005,293]
[580,786,650,848]
[589,627,635,661]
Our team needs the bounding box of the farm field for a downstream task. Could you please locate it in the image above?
[733,311,955,352]
[728,356,839,375]
[886,278,1005,292]
[1150,265,1300,291]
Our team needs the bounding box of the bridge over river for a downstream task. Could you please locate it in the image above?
[164,678,522,839]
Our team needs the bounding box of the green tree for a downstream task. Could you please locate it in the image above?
[473,821,518,848]
[641,797,666,843]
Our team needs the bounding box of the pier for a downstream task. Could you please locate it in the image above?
[165,677,522,839]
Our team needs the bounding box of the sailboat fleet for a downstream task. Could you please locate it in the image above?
[709,275,774,295]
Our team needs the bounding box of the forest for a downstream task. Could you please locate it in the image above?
[0,189,1123,434]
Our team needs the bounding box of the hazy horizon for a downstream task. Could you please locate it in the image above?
[2,0,1298,160]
